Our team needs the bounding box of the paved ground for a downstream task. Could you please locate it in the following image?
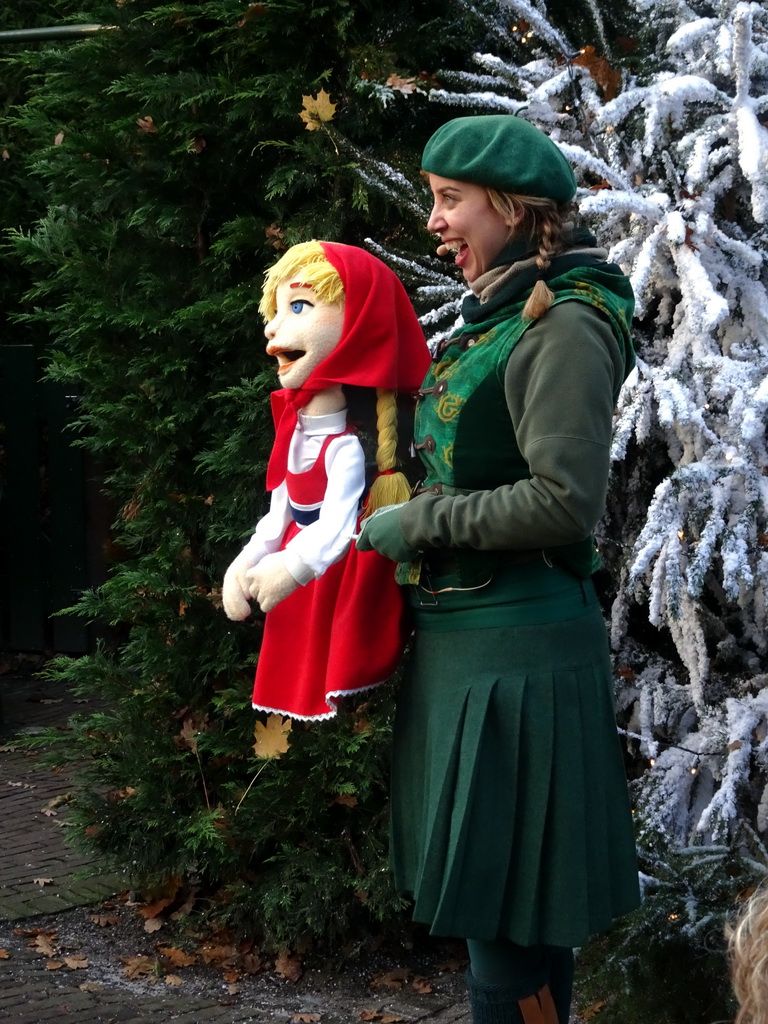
[0,673,473,1024]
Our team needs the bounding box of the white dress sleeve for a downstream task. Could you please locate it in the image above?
[284,434,366,578]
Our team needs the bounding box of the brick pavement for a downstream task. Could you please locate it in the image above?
[0,675,472,1023]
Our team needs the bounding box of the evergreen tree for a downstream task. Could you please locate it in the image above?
[2,0,487,947]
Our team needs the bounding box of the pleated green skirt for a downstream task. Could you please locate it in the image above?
[390,563,640,948]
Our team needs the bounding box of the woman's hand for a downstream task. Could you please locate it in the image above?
[356,504,422,563]
[246,552,299,613]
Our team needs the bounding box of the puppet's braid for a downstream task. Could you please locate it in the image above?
[360,389,411,519]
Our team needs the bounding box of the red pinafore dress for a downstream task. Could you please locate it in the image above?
[252,432,408,720]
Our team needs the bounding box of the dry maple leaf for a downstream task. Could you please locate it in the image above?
[79,981,103,992]
[299,89,337,131]
[121,954,156,979]
[136,115,158,134]
[411,975,433,994]
[144,916,164,934]
[582,1000,606,1020]
[156,945,197,968]
[369,966,411,989]
[33,878,54,887]
[46,961,64,971]
[165,973,183,986]
[333,793,358,807]
[63,955,89,969]
[253,715,292,758]
[88,913,119,927]
[138,896,174,919]
[274,948,303,982]
[572,47,621,101]
[386,73,417,94]
[292,1014,321,1023]
[0,949,10,959]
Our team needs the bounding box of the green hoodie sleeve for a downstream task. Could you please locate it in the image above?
[398,301,625,552]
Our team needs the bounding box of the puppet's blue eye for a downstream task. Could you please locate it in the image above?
[290,299,312,315]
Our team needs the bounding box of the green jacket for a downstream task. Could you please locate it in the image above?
[400,263,635,583]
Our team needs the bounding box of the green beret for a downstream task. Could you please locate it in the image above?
[422,115,576,204]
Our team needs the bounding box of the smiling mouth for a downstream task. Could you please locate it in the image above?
[437,239,467,258]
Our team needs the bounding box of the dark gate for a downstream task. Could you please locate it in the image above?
[0,344,101,653]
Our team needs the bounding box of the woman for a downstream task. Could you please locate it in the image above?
[358,115,640,1024]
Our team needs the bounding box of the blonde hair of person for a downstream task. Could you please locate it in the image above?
[259,240,410,519]
[728,884,768,1024]
[486,189,568,321]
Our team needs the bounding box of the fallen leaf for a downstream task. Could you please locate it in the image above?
[0,744,18,752]
[156,945,197,968]
[144,916,164,933]
[411,975,433,993]
[370,966,411,990]
[138,896,174,919]
[121,955,156,979]
[1,149,9,160]
[226,982,241,994]
[89,914,119,927]
[54,132,64,145]
[33,878,54,887]
[136,115,158,134]
[582,1000,606,1020]
[274,948,303,982]
[46,961,64,970]
[253,715,291,759]
[63,955,89,969]
[29,933,57,956]
[437,958,467,973]
[236,3,266,26]
[0,949,10,959]
[386,73,417,94]
[189,137,206,154]
[79,981,103,992]
[572,47,621,100]
[292,1014,321,1023]
[299,89,336,131]
[242,952,263,974]
[40,698,64,705]
[165,973,183,986]
[223,969,241,983]
[333,793,358,807]
[198,942,238,966]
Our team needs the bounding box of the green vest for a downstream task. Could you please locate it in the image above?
[411,267,635,582]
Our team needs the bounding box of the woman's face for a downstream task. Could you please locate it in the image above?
[426,174,513,284]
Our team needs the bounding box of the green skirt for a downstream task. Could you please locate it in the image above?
[390,564,640,948]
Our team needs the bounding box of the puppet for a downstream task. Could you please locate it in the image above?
[222,241,429,720]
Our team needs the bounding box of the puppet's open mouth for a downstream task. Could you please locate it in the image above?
[269,348,306,371]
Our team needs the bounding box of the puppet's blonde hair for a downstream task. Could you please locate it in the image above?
[729,884,768,1024]
[258,240,345,321]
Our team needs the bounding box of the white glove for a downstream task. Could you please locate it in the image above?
[222,548,260,621]
[246,552,300,614]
